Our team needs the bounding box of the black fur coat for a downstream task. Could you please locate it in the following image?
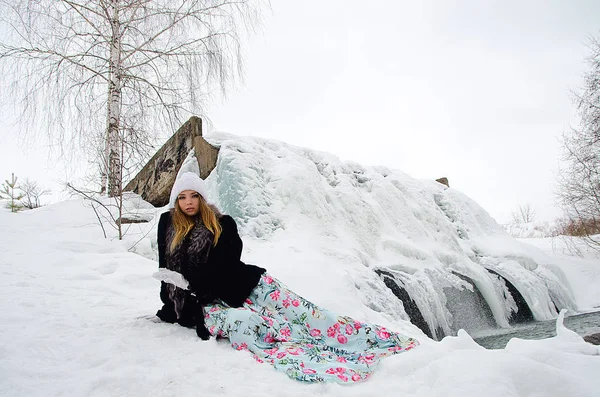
[156,209,266,339]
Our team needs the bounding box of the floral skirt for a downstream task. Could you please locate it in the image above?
[203,274,419,383]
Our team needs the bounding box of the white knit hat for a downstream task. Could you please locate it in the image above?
[168,172,209,209]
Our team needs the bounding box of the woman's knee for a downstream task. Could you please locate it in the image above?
[226,308,260,326]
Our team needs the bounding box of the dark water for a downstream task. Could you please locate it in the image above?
[473,310,600,349]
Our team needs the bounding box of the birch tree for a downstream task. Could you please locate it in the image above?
[0,0,263,196]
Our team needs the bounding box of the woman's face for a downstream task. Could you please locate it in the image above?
[177,190,201,216]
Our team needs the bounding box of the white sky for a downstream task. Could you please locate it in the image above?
[1,0,599,224]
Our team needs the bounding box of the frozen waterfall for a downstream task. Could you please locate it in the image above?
[201,133,577,340]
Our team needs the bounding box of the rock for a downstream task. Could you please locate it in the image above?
[436,177,449,187]
[117,217,150,225]
[124,116,219,207]
[583,333,600,345]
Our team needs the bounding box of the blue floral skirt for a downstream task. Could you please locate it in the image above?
[203,274,419,383]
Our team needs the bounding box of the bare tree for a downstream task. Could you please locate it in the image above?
[66,182,122,240]
[511,203,537,224]
[20,178,51,209]
[556,35,600,249]
[0,0,264,196]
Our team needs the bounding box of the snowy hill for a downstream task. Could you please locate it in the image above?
[1,133,599,396]
[202,133,599,339]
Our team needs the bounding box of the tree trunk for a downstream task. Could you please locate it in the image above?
[105,0,123,197]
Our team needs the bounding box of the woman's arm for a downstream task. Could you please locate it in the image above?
[216,215,243,264]
[157,211,170,269]
[155,211,178,321]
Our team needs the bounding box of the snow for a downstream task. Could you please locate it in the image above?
[515,236,600,312]
[153,269,190,290]
[504,221,556,239]
[1,133,599,396]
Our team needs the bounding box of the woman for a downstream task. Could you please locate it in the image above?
[156,172,418,383]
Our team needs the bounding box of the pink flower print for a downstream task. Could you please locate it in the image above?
[263,275,274,284]
[291,299,300,307]
[209,307,220,312]
[303,368,317,374]
[345,324,354,335]
[209,326,215,334]
[235,343,248,351]
[261,316,274,326]
[310,328,321,337]
[337,374,348,382]
[306,343,314,348]
[264,348,278,356]
[333,322,340,331]
[280,327,291,338]
[376,328,391,340]
[327,326,336,338]
[336,356,347,363]
[276,352,287,359]
[252,354,264,364]
[351,373,361,382]
[335,367,346,374]
[264,334,275,343]
[337,334,348,344]
[244,298,254,305]
[325,368,336,375]
[282,299,291,308]
[269,289,280,301]
[358,354,375,365]
[286,347,304,355]
[354,320,362,330]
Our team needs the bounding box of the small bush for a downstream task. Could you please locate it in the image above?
[554,217,600,237]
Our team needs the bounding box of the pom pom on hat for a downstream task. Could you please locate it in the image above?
[169,172,209,209]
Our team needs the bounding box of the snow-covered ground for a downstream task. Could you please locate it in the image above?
[504,221,556,239]
[515,236,600,314]
[519,234,600,261]
[1,134,599,396]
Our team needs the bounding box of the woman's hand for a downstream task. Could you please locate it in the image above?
[196,324,211,340]
[195,312,211,340]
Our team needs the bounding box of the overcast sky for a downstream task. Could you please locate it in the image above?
[1,1,599,224]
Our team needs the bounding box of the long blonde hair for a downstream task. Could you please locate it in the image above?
[169,197,222,253]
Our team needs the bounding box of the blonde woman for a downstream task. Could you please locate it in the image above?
[156,172,418,383]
